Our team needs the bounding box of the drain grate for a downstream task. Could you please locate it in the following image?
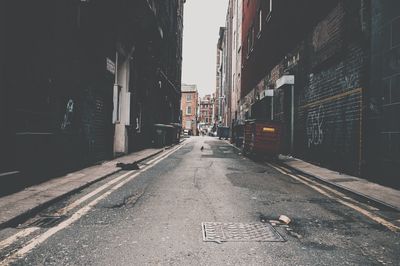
[202,222,285,242]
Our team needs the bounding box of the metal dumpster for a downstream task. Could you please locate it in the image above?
[154,124,174,148]
[243,120,281,157]
[234,124,244,148]
[170,123,181,144]
[217,126,230,140]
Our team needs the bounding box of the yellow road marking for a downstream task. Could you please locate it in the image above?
[0,227,40,251]
[267,163,400,232]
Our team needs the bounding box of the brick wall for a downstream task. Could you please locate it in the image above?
[248,1,369,176]
[292,2,367,176]
[368,0,400,186]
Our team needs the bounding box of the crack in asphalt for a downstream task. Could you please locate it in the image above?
[104,189,146,209]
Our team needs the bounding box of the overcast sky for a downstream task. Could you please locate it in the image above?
[182,0,229,97]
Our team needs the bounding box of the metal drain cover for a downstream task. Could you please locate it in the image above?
[202,222,285,242]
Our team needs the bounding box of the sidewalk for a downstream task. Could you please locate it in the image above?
[279,156,400,212]
[0,148,164,229]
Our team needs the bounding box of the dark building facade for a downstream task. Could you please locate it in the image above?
[1,0,184,188]
[125,0,185,153]
[240,0,399,187]
[215,27,225,124]
[367,0,400,185]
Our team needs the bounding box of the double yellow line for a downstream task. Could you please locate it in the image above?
[0,142,186,266]
[267,162,400,233]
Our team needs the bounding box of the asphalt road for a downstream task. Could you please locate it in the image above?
[1,137,399,265]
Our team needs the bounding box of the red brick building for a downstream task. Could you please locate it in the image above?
[181,84,198,135]
[199,94,213,126]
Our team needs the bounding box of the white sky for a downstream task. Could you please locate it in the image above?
[182,0,229,97]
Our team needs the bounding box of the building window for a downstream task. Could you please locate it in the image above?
[186,94,192,102]
[186,106,192,115]
[185,120,191,129]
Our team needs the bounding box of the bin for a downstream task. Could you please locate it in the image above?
[243,120,281,157]
[170,123,181,144]
[217,126,230,140]
[234,124,244,148]
[154,125,166,148]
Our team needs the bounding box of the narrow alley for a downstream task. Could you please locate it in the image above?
[1,1,400,265]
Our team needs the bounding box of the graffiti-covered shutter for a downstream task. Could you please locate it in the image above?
[82,87,113,164]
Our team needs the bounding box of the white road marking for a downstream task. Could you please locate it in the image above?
[0,227,40,250]
[273,164,380,211]
[56,144,183,216]
[213,141,397,231]
[267,163,400,232]
[56,171,136,216]
[0,143,185,265]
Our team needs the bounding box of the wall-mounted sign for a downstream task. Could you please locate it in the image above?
[276,75,295,89]
[265,89,274,97]
[106,58,115,74]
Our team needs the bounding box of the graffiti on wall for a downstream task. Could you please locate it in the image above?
[344,74,357,89]
[306,105,325,147]
[61,99,74,130]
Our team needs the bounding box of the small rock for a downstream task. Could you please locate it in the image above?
[288,231,302,239]
[279,215,291,225]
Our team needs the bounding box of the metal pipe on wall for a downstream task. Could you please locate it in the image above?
[290,84,294,154]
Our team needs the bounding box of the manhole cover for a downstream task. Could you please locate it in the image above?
[202,222,285,242]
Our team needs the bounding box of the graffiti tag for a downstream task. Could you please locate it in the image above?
[61,99,74,130]
[306,105,324,147]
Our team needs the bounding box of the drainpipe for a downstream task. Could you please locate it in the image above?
[114,50,119,86]
[271,96,274,121]
[290,84,294,154]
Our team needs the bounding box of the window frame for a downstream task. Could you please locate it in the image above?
[186,105,192,115]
